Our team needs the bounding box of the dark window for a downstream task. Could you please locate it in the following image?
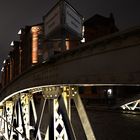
[79,86,84,94]
[91,86,97,94]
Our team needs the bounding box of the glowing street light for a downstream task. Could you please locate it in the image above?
[10,41,14,46]
[18,29,22,35]
[1,67,4,72]
[3,60,6,64]
[107,88,113,97]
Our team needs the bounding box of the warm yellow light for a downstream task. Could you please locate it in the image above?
[31,26,41,64]
[65,38,70,50]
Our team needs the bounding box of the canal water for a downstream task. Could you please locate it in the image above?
[72,107,140,140]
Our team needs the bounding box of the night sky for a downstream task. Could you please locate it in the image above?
[0,0,140,74]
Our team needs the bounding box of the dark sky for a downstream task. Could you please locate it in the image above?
[0,0,140,73]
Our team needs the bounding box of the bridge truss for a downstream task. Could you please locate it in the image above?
[121,99,140,111]
[0,86,96,140]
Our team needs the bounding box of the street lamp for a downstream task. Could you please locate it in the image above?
[10,41,14,46]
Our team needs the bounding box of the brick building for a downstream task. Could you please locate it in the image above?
[84,13,119,42]
[18,23,44,72]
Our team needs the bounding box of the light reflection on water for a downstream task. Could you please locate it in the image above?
[121,110,140,120]
[72,107,140,140]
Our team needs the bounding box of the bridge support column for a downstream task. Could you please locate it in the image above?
[19,94,31,139]
[0,103,9,140]
[0,107,4,138]
[43,86,76,140]
[5,101,14,140]
[63,86,96,140]
[42,85,96,140]
[73,90,96,140]
[30,94,42,140]
[62,86,72,120]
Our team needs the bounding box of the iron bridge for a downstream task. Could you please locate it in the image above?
[0,27,140,140]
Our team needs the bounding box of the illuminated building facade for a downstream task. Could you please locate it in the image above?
[0,24,44,86]
[31,25,43,64]
[42,0,83,59]
[0,0,84,87]
[19,24,44,72]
